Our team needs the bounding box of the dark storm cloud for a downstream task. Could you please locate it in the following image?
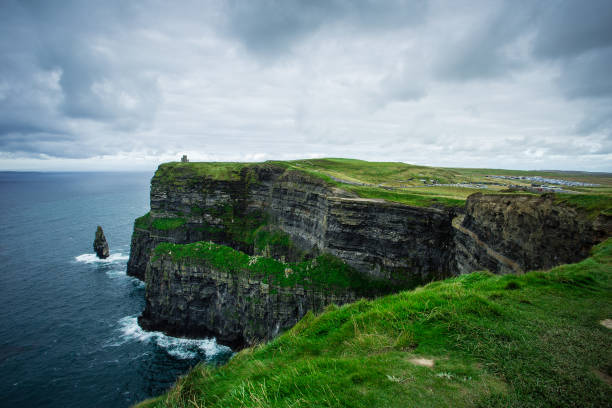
[0,0,160,153]
[559,48,612,99]
[23,0,161,123]
[433,0,612,85]
[532,0,612,59]
[0,130,80,159]
[433,1,536,81]
[222,0,428,56]
[532,0,612,103]
[574,105,612,136]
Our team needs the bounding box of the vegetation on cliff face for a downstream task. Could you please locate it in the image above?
[137,239,612,408]
[133,212,188,231]
[205,205,267,246]
[152,218,187,231]
[153,241,393,295]
[134,212,152,229]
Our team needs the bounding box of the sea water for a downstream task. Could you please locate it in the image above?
[0,172,232,408]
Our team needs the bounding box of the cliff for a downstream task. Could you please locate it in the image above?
[137,242,371,348]
[128,161,611,347]
[135,239,612,408]
[128,163,459,284]
[454,193,611,274]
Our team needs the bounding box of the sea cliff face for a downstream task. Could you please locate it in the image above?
[128,162,611,347]
[454,193,611,274]
[128,163,459,284]
[138,252,357,348]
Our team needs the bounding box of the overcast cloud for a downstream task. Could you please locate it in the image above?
[1,0,611,171]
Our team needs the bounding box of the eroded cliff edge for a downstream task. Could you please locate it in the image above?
[128,163,457,284]
[128,162,611,347]
[137,242,384,348]
[455,193,611,274]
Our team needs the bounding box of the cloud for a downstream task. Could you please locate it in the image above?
[557,48,612,99]
[0,0,610,171]
[532,0,612,59]
[221,0,428,57]
[433,0,535,81]
[21,0,161,125]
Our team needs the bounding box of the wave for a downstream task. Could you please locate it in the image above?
[75,253,129,264]
[74,252,144,286]
[114,316,232,360]
[105,269,145,288]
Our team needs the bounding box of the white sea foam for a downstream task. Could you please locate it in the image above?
[75,253,129,264]
[105,269,145,287]
[115,316,231,360]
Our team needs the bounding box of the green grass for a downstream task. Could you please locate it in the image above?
[253,228,291,250]
[450,167,612,187]
[151,158,611,212]
[152,217,187,231]
[137,239,612,408]
[344,185,466,208]
[252,226,305,261]
[153,241,393,294]
[154,161,254,184]
[208,205,268,246]
[554,194,612,217]
[276,158,463,185]
[134,212,188,231]
[271,158,612,210]
[134,212,151,229]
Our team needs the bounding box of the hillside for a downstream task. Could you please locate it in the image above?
[136,239,612,408]
[277,158,612,211]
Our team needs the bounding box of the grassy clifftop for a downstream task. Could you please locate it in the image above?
[154,161,253,183]
[136,239,612,408]
[153,158,612,212]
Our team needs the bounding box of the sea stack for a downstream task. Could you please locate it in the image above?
[93,226,110,259]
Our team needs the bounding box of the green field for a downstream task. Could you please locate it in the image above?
[136,239,612,408]
[156,157,612,212]
[278,158,612,187]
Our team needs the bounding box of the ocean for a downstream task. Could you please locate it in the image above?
[0,172,232,408]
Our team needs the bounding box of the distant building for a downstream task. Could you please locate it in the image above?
[181,155,189,163]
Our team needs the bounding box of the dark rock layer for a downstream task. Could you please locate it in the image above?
[453,193,611,274]
[128,164,460,285]
[138,255,357,349]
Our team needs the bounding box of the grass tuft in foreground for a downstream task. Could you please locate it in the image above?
[137,239,612,408]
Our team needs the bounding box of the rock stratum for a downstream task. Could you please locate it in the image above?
[137,245,360,348]
[128,162,611,348]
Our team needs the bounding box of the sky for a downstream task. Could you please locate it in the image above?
[1,0,611,172]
